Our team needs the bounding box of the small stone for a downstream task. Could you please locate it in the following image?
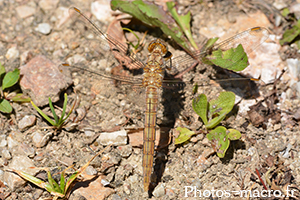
[273,123,281,131]
[20,50,33,65]
[7,136,19,150]
[4,155,39,191]
[39,0,59,10]
[0,135,7,148]
[153,183,165,197]
[91,1,114,22]
[110,194,122,200]
[123,183,131,194]
[31,131,52,148]
[20,143,35,158]
[85,166,97,176]
[18,115,36,131]
[116,145,132,158]
[20,55,73,107]
[5,46,19,60]
[2,149,12,159]
[84,128,95,137]
[97,129,127,146]
[16,5,35,19]
[35,23,52,35]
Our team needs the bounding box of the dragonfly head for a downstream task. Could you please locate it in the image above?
[148,38,168,55]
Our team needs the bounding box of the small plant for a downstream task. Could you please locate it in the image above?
[279,8,300,49]
[7,145,111,200]
[31,93,75,130]
[0,63,31,113]
[175,91,241,158]
[111,0,198,52]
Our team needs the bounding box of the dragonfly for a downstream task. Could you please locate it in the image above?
[67,7,270,192]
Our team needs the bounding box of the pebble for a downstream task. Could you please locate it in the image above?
[0,135,7,148]
[19,143,35,158]
[97,129,128,146]
[84,128,95,137]
[18,115,36,131]
[110,194,122,200]
[4,155,39,191]
[38,0,59,11]
[123,183,131,194]
[153,183,165,197]
[35,23,52,35]
[5,46,19,60]
[84,166,97,176]
[7,135,18,150]
[2,149,12,159]
[20,50,33,65]
[15,5,35,19]
[19,55,73,107]
[91,1,114,22]
[116,145,132,158]
[31,131,52,148]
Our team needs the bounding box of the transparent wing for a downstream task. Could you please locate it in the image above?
[171,27,270,74]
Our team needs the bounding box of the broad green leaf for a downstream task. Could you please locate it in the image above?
[167,2,198,50]
[206,44,249,71]
[174,127,196,144]
[0,99,12,113]
[10,93,31,103]
[207,126,229,158]
[192,94,208,125]
[111,0,192,53]
[281,8,290,17]
[227,129,241,140]
[279,19,300,45]
[0,63,5,80]
[2,68,20,91]
[206,91,235,129]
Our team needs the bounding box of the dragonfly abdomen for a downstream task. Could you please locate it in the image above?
[143,86,159,191]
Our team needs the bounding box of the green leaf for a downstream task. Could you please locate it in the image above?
[0,99,12,113]
[279,19,300,45]
[166,2,198,50]
[58,93,68,124]
[206,44,249,71]
[203,37,219,50]
[111,0,192,53]
[192,94,208,125]
[31,101,56,126]
[227,129,241,140]
[10,93,31,103]
[47,170,62,194]
[281,8,290,17]
[206,91,235,129]
[174,127,195,144]
[207,126,229,158]
[0,63,5,80]
[8,169,57,196]
[48,97,59,124]
[60,170,66,194]
[2,68,20,91]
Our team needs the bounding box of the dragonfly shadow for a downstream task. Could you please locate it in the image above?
[149,78,186,192]
[212,66,261,99]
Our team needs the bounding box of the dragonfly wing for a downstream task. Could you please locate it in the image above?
[68,7,146,76]
[213,27,270,55]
